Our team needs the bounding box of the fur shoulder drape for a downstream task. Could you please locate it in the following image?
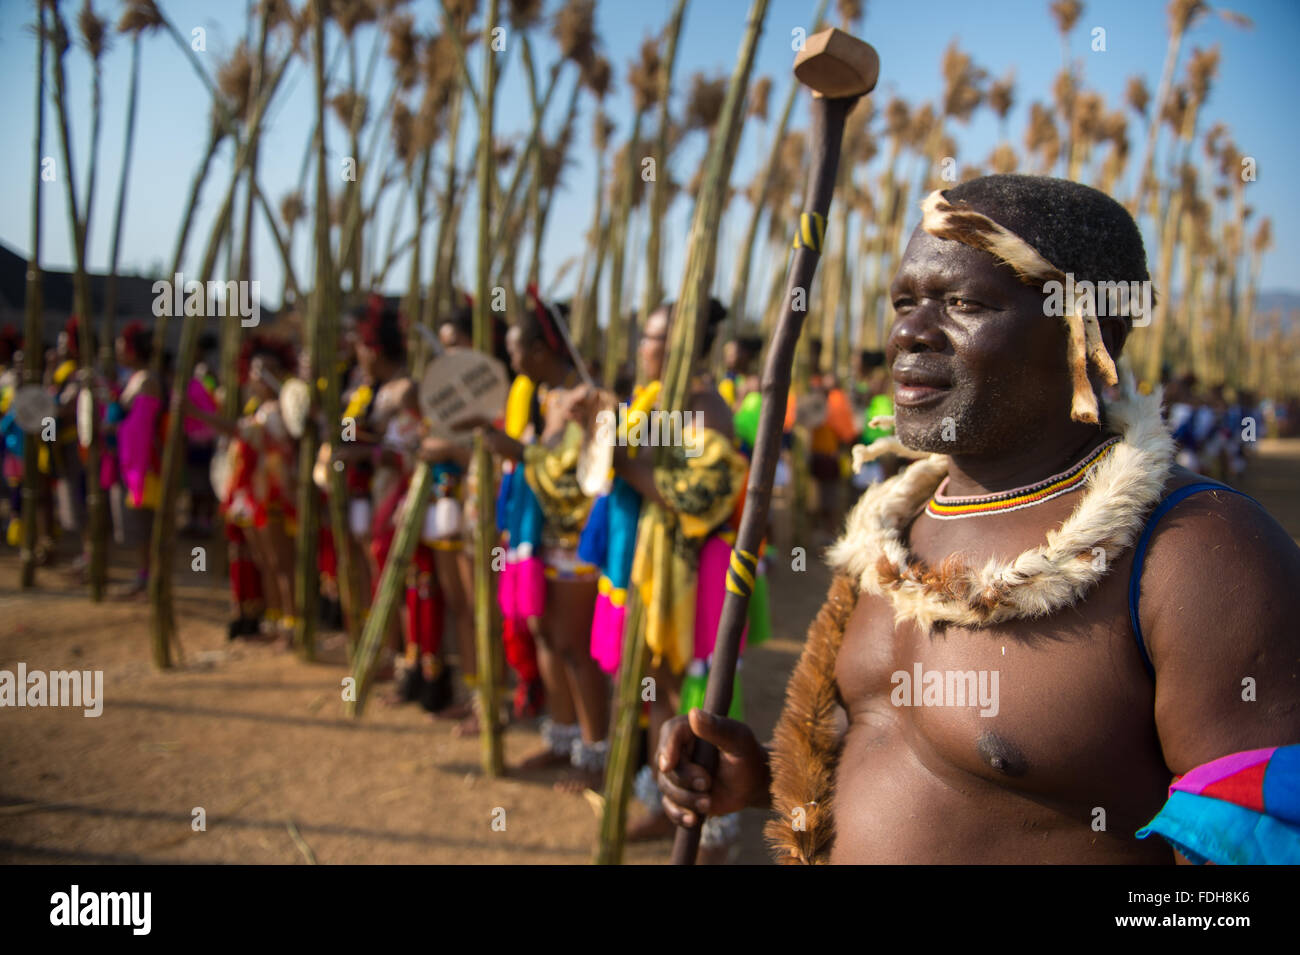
[764,573,858,864]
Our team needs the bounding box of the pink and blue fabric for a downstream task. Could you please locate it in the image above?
[1137,745,1300,864]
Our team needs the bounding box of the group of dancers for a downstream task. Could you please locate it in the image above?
[1,289,886,862]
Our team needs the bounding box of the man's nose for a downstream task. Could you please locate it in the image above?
[887,301,946,355]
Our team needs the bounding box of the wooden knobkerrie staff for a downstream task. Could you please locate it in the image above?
[669,27,880,866]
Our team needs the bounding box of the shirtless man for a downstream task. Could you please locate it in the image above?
[655,174,1300,864]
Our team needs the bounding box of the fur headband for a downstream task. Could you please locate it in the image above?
[919,190,1119,425]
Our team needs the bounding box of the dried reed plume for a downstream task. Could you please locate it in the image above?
[217,41,254,120]
[1052,68,1076,114]
[836,0,864,25]
[117,0,164,34]
[1161,85,1189,132]
[1186,46,1220,105]
[538,139,571,193]
[420,32,460,112]
[884,97,910,138]
[444,0,478,30]
[1025,101,1060,169]
[333,0,377,38]
[331,90,368,128]
[1071,90,1103,142]
[1098,108,1128,149]
[610,138,648,206]
[1125,75,1149,117]
[387,14,419,91]
[1170,0,1209,34]
[908,103,936,149]
[581,54,613,99]
[280,190,306,228]
[553,0,597,69]
[941,42,985,121]
[988,72,1015,121]
[1049,0,1083,35]
[78,0,108,60]
[592,110,615,153]
[685,71,727,132]
[1252,217,1272,256]
[989,143,1018,174]
[391,99,417,167]
[1203,121,1228,159]
[627,36,661,113]
[507,0,544,30]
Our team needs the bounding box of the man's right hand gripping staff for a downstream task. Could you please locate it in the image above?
[656,710,772,828]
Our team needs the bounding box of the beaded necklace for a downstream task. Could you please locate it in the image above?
[926,437,1121,520]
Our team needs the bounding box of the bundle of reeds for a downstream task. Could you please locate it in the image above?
[596,0,771,867]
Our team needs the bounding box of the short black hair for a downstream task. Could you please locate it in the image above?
[659,298,728,356]
[514,296,570,354]
[441,303,474,341]
[943,175,1151,298]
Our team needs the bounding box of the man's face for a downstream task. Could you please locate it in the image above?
[439,323,470,350]
[723,340,740,372]
[886,227,1076,456]
[506,325,543,379]
[249,354,279,400]
[638,309,669,382]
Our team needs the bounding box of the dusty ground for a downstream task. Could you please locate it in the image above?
[2,439,1297,865]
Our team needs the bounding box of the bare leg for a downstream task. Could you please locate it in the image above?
[545,576,608,794]
[512,614,580,772]
[268,515,298,645]
[433,547,480,734]
[248,526,283,628]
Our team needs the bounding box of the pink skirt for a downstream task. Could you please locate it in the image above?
[589,589,626,675]
[693,535,748,662]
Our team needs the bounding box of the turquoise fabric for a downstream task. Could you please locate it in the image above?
[1137,790,1300,865]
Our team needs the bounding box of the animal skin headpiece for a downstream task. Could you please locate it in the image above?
[119,320,150,360]
[63,316,81,360]
[356,293,394,349]
[524,283,565,354]
[919,190,1120,425]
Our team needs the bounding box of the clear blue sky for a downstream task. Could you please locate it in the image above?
[1,0,1297,319]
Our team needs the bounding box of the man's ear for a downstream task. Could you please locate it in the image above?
[1100,316,1129,363]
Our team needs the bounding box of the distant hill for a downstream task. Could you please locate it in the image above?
[1254,291,1298,336]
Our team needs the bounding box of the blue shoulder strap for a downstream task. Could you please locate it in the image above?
[1127,482,1256,681]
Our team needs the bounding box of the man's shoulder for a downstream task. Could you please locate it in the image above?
[1138,465,1300,658]
[1136,467,1300,773]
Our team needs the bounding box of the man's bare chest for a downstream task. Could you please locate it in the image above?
[834,520,1166,810]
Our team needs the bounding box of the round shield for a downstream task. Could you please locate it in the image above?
[12,385,55,435]
[210,441,233,501]
[312,442,332,492]
[280,378,312,439]
[76,387,94,447]
[576,392,617,498]
[418,348,509,442]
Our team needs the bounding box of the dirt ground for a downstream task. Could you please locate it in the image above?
[3,440,1298,865]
